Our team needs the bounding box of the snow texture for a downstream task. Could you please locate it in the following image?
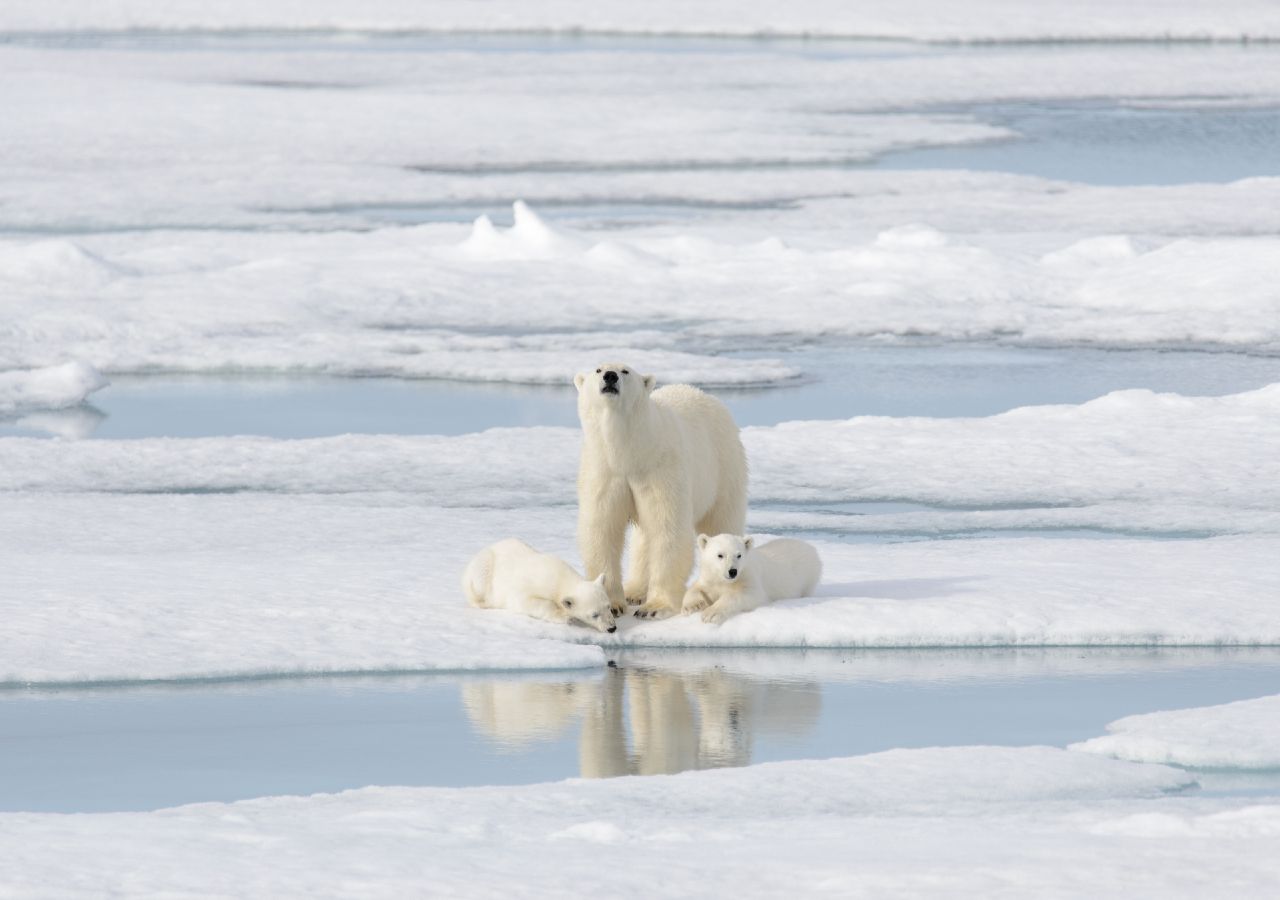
[6,0,1280,41]
[4,215,1279,387]
[1072,694,1280,769]
[6,747,1276,900]
[0,361,106,414]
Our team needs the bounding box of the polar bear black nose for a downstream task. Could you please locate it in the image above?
[728,568,738,578]
[607,625,617,633]
[603,370,619,385]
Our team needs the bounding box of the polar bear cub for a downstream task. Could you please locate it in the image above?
[463,539,617,633]
[682,534,822,625]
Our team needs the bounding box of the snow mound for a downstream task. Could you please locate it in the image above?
[459,201,590,260]
[1071,694,1280,769]
[0,240,121,288]
[0,361,108,415]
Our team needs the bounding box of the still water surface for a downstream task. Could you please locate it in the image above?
[4,648,1278,813]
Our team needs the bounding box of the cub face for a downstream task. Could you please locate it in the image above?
[573,362,656,418]
[559,573,617,633]
[696,533,754,584]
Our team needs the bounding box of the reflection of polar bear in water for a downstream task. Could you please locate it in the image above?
[461,666,820,777]
[575,363,748,620]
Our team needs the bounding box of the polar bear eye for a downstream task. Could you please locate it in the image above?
[621,369,629,375]
[595,368,601,373]
[717,553,724,559]
[592,612,600,619]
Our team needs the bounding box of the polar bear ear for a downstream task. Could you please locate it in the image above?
[593,573,606,586]
[742,536,754,551]
[697,534,709,550]
[642,374,656,393]
[560,596,574,609]
[573,372,586,391]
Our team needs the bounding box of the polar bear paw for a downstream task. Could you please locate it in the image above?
[633,601,677,620]
[701,607,729,625]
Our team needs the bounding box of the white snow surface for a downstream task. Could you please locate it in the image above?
[2,496,1278,684]
[1072,694,1280,769]
[7,0,1280,41]
[4,217,1280,383]
[3,38,1280,235]
[3,384,1276,517]
[7,747,1278,900]
[0,361,107,414]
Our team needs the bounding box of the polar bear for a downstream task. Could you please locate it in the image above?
[682,534,822,625]
[462,538,617,633]
[575,363,748,620]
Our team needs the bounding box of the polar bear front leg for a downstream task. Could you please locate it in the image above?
[702,592,748,626]
[579,477,631,616]
[682,585,714,615]
[632,485,694,620]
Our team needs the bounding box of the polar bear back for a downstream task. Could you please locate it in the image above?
[649,384,747,522]
[750,538,823,602]
[465,538,578,609]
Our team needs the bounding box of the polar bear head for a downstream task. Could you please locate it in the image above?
[696,533,754,583]
[561,573,617,633]
[574,362,656,420]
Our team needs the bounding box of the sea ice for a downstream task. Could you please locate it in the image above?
[5,0,1280,41]
[0,361,107,414]
[1071,694,1280,769]
[3,746,1274,899]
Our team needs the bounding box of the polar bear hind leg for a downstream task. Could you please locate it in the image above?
[623,528,650,606]
[633,486,695,620]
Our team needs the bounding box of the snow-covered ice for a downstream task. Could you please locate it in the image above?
[6,0,1280,41]
[3,215,1280,384]
[1,382,1277,680]
[3,383,1276,519]
[0,361,107,414]
[1072,694,1280,769]
[7,746,1278,899]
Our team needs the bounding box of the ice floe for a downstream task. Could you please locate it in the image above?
[2,491,1278,683]
[1072,694,1280,769]
[6,0,1280,41]
[0,361,107,414]
[6,746,1276,899]
[3,217,1280,384]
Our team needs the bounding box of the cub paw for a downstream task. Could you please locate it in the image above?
[701,608,728,625]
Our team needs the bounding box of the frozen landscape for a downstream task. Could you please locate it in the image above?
[2,1,1279,896]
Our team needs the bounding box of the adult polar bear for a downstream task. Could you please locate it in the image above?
[575,363,748,620]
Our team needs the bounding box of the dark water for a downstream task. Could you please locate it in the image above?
[3,647,1278,813]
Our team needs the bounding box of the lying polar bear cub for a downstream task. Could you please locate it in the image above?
[463,539,617,633]
[682,534,822,625]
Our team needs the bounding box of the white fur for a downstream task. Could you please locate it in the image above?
[682,534,822,625]
[462,538,617,633]
[574,362,748,620]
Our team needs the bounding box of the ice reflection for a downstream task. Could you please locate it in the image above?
[463,663,821,778]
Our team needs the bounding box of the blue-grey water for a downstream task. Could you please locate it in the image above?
[3,648,1279,813]
[5,344,1280,440]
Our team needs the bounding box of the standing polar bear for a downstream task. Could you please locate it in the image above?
[575,363,748,619]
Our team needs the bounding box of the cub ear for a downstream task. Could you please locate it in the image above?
[573,372,586,391]
[742,536,754,551]
[697,534,710,550]
[593,573,606,586]
[560,596,574,609]
[642,374,656,393]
